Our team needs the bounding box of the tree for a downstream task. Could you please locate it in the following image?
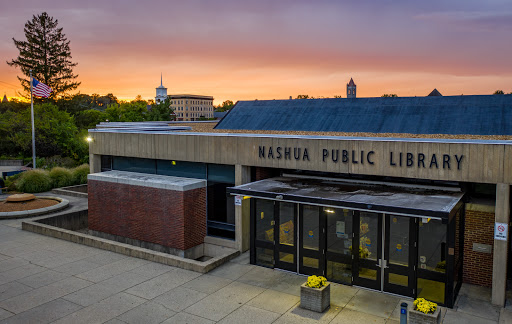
[493,90,504,95]
[7,12,80,98]
[215,100,235,112]
[381,94,398,97]
[147,98,174,121]
[333,95,343,98]
[296,94,310,99]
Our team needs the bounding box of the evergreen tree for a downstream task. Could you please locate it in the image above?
[7,12,80,98]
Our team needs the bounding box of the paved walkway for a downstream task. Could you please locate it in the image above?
[0,195,510,323]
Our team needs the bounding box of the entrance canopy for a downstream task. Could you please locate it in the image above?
[228,177,464,219]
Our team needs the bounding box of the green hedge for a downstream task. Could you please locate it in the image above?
[16,169,53,193]
[72,164,89,184]
[49,167,74,188]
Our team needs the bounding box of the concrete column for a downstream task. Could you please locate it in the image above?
[235,165,251,252]
[492,183,510,306]
[89,153,101,174]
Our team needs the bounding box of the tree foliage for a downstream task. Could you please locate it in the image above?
[215,100,235,112]
[381,94,398,97]
[147,98,174,121]
[494,90,504,95]
[7,12,80,98]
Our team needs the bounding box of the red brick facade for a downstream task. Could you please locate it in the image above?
[463,209,495,287]
[254,167,280,181]
[88,180,206,251]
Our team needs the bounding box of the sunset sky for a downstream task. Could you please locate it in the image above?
[1,0,512,104]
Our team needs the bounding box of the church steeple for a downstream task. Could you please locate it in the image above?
[155,74,168,103]
[347,78,356,98]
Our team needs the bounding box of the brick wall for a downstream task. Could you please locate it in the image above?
[88,180,206,251]
[463,209,495,287]
[254,167,280,181]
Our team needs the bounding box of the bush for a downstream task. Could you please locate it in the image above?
[72,164,89,185]
[16,169,53,193]
[49,167,74,188]
[4,172,24,191]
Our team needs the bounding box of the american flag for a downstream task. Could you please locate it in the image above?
[32,78,52,97]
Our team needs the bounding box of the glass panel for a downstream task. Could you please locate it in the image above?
[256,248,274,268]
[303,257,319,269]
[302,205,319,250]
[326,208,352,255]
[279,252,294,264]
[100,155,112,171]
[389,215,409,267]
[358,212,378,262]
[156,160,206,179]
[255,200,274,243]
[418,278,445,304]
[327,261,351,284]
[389,273,408,287]
[418,219,447,272]
[113,157,156,174]
[207,164,235,183]
[359,268,377,280]
[279,203,295,246]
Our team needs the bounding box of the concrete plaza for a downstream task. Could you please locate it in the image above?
[0,194,510,323]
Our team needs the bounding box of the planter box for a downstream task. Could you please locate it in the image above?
[300,282,330,313]
[409,306,441,324]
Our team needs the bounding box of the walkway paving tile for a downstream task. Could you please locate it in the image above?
[207,260,254,280]
[163,312,215,324]
[457,295,501,321]
[0,298,82,324]
[273,303,342,324]
[116,300,176,324]
[52,259,104,276]
[53,292,146,324]
[246,289,300,314]
[126,268,201,300]
[443,308,498,324]
[103,319,127,324]
[128,261,173,278]
[80,250,128,266]
[0,257,29,272]
[0,276,91,314]
[0,281,33,302]
[237,266,289,290]
[75,257,149,283]
[500,308,512,324]
[63,271,156,306]
[211,281,265,304]
[16,269,71,289]
[183,297,242,322]
[330,308,387,324]
[218,304,281,324]
[0,309,13,321]
[330,283,359,307]
[182,274,233,295]
[0,263,46,285]
[269,272,307,297]
[230,251,250,265]
[344,289,399,319]
[459,283,492,302]
[153,287,208,312]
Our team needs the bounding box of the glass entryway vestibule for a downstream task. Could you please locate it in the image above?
[251,199,447,301]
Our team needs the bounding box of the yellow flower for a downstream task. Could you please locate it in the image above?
[413,298,437,314]
[305,275,327,288]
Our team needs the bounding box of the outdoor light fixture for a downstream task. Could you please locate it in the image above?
[85,136,93,143]
[325,209,335,214]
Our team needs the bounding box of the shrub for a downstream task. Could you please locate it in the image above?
[4,172,24,191]
[49,167,74,188]
[72,164,89,185]
[16,169,53,193]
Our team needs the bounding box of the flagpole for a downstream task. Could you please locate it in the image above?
[30,70,36,169]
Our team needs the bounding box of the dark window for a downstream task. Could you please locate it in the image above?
[101,155,113,172]
[206,164,235,240]
[112,157,156,174]
[156,160,206,179]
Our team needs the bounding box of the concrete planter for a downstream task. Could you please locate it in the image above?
[409,306,441,324]
[300,282,330,313]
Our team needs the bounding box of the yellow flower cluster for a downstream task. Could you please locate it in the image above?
[305,275,327,288]
[413,298,437,314]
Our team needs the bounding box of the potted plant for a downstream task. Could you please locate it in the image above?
[409,298,441,324]
[300,275,330,313]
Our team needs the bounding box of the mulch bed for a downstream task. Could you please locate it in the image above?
[0,198,58,212]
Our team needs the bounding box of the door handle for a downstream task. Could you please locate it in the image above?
[383,259,389,269]
[376,259,381,268]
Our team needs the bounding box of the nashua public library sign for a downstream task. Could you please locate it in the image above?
[258,146,464,170]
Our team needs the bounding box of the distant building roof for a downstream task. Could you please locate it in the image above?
[214,111,228,120]
[169,94,213,100]
[2,95,8,103]
[428,88,442,96]
[214,95,512,136]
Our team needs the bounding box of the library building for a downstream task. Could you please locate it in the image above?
[87,93,512,308]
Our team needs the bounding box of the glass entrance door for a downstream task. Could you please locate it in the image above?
[383,215,416,297]
[325,208,353,285]
[299,205,325,275]
[275,202,297,271]
[353,212,382,289]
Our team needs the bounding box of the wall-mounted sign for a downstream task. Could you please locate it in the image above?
[234,195,242,206]
[336,221,345,238]
[495,222,508,241]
